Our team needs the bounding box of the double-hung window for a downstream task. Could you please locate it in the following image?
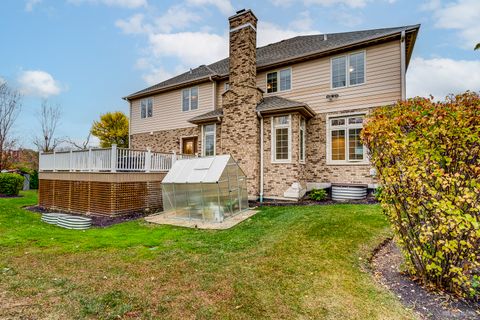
[328,115,366,164]
[266,68,291,93]
[182,87,199,111]
[299,117,306,162]
[331,51,365,89]
[272,115,291,162]
[140,98,153,119]
[203,124,216,156]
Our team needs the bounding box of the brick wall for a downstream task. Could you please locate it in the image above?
[130,127,200,154]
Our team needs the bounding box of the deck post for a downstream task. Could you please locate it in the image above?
[53,150,56,172]
[111,144,117,172]
[69,149,73,172]
[88,147,92,172]
[145,148,151,172]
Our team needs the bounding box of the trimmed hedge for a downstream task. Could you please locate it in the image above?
[0,173,25,196]
[362,92,480,299]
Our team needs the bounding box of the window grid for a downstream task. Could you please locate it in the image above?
[272,115,291,162]
[182,87,199,111]
[328,115,365,163]
[267,68,291,93]
[203,124,215,157]
[141,98,153,119]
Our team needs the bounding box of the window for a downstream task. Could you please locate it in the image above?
[182,87,199,111]
[203,124,216,156]
[328,115,366,163]
[266,68,291,93]
[299,117,306,162]
[331,51,365,88]
[272,115,291,162]
[224,82,230,91]
[141,98,153,119]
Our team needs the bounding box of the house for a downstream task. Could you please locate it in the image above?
[123,9,420,201]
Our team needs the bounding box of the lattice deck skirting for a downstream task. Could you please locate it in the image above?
[38,172,166,216]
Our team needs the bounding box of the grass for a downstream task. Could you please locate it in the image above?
[0,191,415,319]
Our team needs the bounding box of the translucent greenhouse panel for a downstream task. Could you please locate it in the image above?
[172,184,190,219]
[218,179,234,218]
[201,183,223,222]
[186,183,204,220]
[162,184,176,214]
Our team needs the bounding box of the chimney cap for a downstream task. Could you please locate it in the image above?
[229,8,257,21]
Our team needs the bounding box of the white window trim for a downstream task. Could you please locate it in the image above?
[140,97,153,119]
[299,117,306,164]
[201,123,216,157]
[271,114,292,163]
[326,112,369,165]
[265,67,293,94]
[181,86,200,112]
[224,82,230,92]
[330,50,366,90]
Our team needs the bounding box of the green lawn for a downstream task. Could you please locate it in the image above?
[0,191,414,319]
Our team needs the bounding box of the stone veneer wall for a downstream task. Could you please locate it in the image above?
[130,127,200,154]
[262,113,307,198]
[305,107,375,186]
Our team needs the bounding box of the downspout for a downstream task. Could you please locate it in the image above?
[257,111,264,203]
[400,30,406,100]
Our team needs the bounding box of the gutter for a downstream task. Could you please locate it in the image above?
[257,111,264,203]
[400,30,406,100]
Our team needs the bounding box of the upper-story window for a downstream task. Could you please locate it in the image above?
[141,98,153,119]
[266,68,291,93]
[182,87,198,111]
[328,115,366,164]
[272,115,291,162]
[224,82,230,92]
[202,124,216,156]
[331,51,365,89]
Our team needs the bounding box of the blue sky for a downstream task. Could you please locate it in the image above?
[1,0,479,148]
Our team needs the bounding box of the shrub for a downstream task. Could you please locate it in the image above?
[362,92,480,299]
[0,173,25,196]
[309,189,327,201]
[30,170,38,189]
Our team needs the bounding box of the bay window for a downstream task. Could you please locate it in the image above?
[272,115,291,162]
[203,124,216,156]
[328,115,366,164]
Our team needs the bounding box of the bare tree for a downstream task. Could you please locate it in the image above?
[0,82,22,170]
[65,132,91,150]
[33,100,62,152]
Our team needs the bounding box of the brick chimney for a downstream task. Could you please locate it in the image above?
[221,9,262,198]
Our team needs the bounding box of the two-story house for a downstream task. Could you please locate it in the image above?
[124,9,420,201]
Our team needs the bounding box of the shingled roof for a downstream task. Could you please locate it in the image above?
[188,96,315,124]
[125,24,420,100]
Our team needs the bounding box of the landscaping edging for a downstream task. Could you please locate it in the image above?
[371,239,480,319]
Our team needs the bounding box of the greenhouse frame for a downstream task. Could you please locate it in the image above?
[161,155,249,222]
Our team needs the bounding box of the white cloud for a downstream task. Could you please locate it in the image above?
[429,0,480,49]
[18,70,62,98]
[407,57,480,99]
[186,0,234,15]
[115,14,147,34]
[148,32,228,66]
[271,0,370,8]
[25,0,41,11]
[258,21,320,46]
[67,0,147,9]
[142,67,175,86]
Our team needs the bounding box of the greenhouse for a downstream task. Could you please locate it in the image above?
[161,155,249,222]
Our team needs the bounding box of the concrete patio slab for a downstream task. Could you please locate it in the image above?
[144,209,258,230]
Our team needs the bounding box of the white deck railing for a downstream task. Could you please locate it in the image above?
[39,145,194,173]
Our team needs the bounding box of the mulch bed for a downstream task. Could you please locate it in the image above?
[371,239,480,319]
[25,205,149,228]
[250,195,378,207]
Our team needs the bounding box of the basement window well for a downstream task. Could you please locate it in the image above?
[161,155,249,222]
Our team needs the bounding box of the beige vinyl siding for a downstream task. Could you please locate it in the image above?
[130,81,214,134]
[215,80,229,107]
[256,41,401,113]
